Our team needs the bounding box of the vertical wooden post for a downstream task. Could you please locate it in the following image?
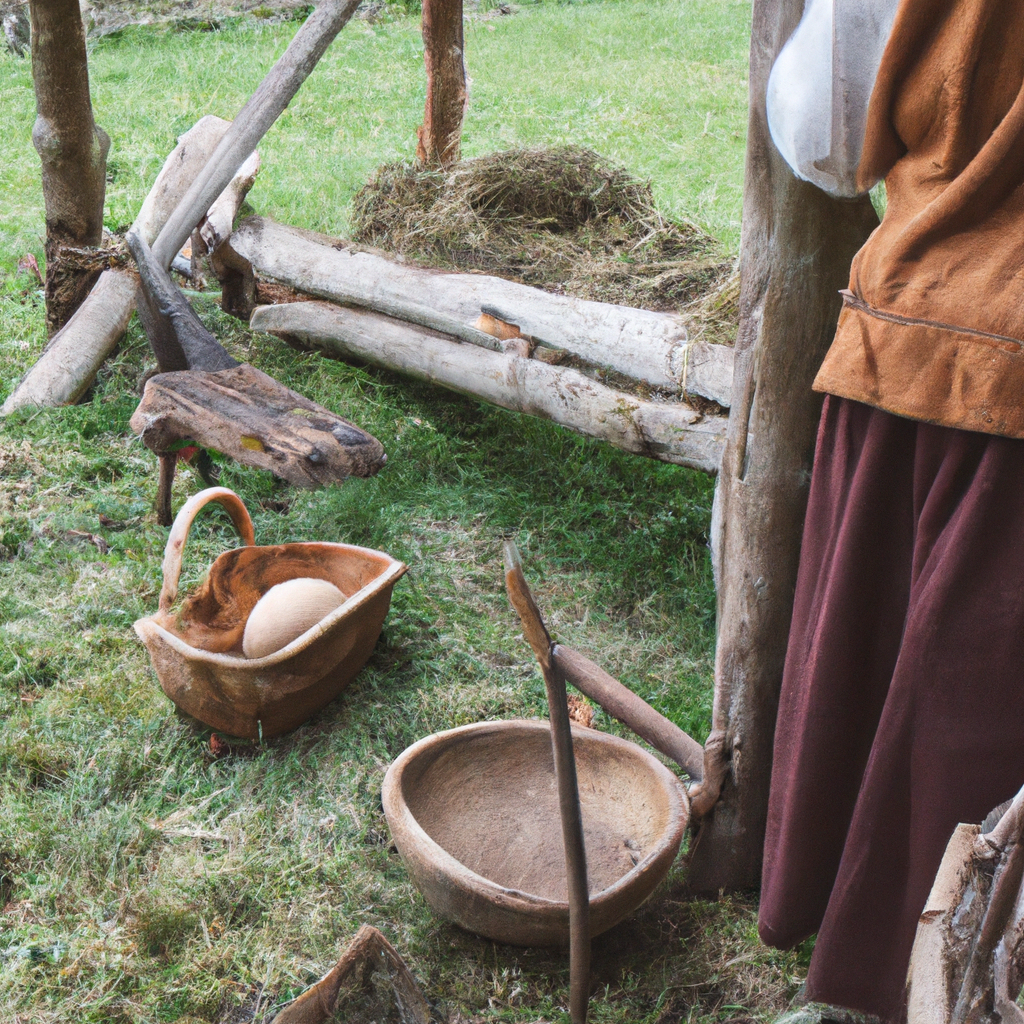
[29,0,111,334]
[685,0,879,892]
[416,0,466,167]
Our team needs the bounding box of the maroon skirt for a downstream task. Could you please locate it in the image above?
[759,395,1024,1021]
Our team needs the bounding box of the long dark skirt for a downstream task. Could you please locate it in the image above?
[758,395,1024,1022]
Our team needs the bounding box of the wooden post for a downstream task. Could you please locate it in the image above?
[29,0,111,333]
[685,0,878,891]
[416,0,466,167]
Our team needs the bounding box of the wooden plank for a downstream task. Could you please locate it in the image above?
[129,363,387,488]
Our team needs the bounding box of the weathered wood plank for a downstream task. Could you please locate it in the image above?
[251,299,727,474]
[130,363,387,488]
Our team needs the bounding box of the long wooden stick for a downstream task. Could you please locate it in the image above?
[150,0,361,269]
[552,645,704,781]
[504,541,589,1024]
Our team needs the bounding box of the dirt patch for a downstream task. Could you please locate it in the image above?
[351,146,735,317]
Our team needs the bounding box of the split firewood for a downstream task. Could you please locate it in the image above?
[250,299,728,474]
[907,783,1024,1023]
[128,233,384,524]
[271,925,429,1024]
[1,115,236,415]
[227,216,735,406]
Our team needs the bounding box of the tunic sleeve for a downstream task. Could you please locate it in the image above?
[766,0,899,198]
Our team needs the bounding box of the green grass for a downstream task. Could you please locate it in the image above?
[0,3,814,1021]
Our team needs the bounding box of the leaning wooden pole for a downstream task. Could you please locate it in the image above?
[29,0,111,333]
[685,0,878,891]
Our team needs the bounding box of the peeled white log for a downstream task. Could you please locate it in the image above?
[229,216,734,405]
[3,115,233,414]
[251,300,727,473]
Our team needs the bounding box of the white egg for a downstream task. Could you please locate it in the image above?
[242,577,345,659]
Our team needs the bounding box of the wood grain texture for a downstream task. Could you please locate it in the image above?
[685,0,878,890]
[251,299,727,474]
[130,362,387,485]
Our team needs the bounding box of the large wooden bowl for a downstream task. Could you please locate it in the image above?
[134,488,406,739]
[382,719,688,947]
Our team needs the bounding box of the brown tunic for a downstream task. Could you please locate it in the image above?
[814,0,1024,437]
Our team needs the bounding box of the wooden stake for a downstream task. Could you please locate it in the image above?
[504,541,590,1024]
[684,0,878,889]
[150,0,362,271]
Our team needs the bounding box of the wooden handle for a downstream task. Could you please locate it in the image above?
[503,541,590,1024]
[158,487,255,613]
[553,645,705,782]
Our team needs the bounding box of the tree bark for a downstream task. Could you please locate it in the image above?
[29,0,110,334]
[416,0,466,167]
[685,0,878,891]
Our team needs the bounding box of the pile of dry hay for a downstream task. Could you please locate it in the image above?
[352,146,738,329]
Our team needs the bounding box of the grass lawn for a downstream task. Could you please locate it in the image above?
[0,2,812,1021]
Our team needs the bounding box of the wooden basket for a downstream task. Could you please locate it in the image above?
[134,487,407,739]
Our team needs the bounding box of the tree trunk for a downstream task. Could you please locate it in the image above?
[685,0,878,891]
[416,0,466,167]
[29,0,110,334]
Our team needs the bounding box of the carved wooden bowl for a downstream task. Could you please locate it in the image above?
[382,719,688,947]
[134,487,406,739]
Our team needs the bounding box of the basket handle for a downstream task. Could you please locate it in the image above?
[159,487,256,613]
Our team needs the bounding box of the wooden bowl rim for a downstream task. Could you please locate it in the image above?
[133,541,407,667]
[382,718,689,912]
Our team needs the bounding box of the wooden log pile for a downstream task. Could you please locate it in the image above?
[231,218,734,473]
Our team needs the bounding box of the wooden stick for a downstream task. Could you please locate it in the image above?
[250,300,727,474]
[552,645,704,781]
[151,0,361,270]
[503,541,589,1024]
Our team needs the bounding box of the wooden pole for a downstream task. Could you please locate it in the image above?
[685,0,878,891]
[416,0,466,167]
[504,542,590,1024]
[28,0,110,333]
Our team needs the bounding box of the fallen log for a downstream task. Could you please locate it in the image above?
[250,300,727,473]
[2,115,235,415]
[229,217,734,406]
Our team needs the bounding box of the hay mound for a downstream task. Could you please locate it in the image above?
[352,146,733,314]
